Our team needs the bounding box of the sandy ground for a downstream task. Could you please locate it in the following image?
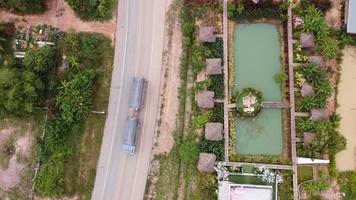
[0,0,116,41]
[325,0,342,29]
[0,127,32,191]
[335,47,356,171]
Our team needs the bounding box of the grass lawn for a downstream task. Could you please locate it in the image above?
[297,166,313,183]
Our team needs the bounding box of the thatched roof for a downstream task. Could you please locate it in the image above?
[309,56,326,68]
[199,26,216,43]
[205,122,223,141]
[206,58,223,75]
[196,91,215,108]
[197,153,216,172]
[310,108,329,121]
[300,32,315,48]
[301,82,315,97]
[303,132,316,145]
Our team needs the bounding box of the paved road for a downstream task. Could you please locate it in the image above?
[91,0,167,199]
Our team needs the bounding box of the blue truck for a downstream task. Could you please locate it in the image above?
[122,78,146,155]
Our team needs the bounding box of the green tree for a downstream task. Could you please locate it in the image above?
[23,46,56,73]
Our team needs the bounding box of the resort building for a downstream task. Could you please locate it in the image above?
[218,182,273,200]
[197,153,216,172]
[196,91,215,108]
[199,26,217,42]
[205,122,223,141]
[206,58,223,75]
[300,32,315,48]
[346,0,356,34]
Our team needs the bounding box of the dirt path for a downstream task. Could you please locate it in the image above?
[335,47,356,171]
[0,0,116,41]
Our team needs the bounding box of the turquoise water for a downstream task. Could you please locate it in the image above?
[234,23,283,155]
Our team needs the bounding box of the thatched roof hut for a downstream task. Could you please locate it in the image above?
[197,153,216,172]
[301,82,315,97]
[309,56,326,68]
[206,58,223,75]
[310,108,329,121]
[303,132,316,145]
[205,122,223,141]
[300,32,315,48]
[199,26,217,43]
[196,91,215,108]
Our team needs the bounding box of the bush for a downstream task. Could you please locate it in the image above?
[178,140,199,165]
[65,0,113,20]
[338,171,356,200]
[23,46,56,73]
[210,103,224,123]
[191,112,211,129]
[198,137,224,160]
[203,38,224,60]
[2,0,46,14]
[207,75,224,98]
[305,180,329,193]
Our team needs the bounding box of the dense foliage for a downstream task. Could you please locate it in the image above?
[207,75,224,98]
[295,63,332,111]
[178,140,199,165]
[296,115,346,158]
[198,137,224,161]
[338,171,356,200]
[0,0,46,14]
[65,0,113,20]
[235,88,263,117]
[302,5,338,59]
[24,46,56,73]
[203,38,223,60]
[300,0,332,12]
[56,69,99,124]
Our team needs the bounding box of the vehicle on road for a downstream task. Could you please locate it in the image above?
[122,77,147,155]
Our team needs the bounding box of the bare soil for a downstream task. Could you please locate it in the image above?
[0,0,117,41]
[325,0,342,29]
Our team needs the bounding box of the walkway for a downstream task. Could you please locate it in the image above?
[223,0,229,162]
[0,0,116,41]
[261,101,290,108]
[222,161,293,170]
[287,3,299,200]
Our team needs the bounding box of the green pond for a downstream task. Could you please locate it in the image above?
[234,23,283,155]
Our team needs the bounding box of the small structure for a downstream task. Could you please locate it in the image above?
[206,58,223,75]
[196,91,215,108]
[218,182,273,200]
[303,132,316,145]
[310,108,329,121]
[301,82,315,97]
[300,32,315,48]
[297,157,330,165]
[205,122,223,141]
[346,0,356,34]
[199,26,217,43]
[197,153,216,172]
[309,56,326,68]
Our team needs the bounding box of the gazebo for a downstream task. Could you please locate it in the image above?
[196,91,215,108]
[205,122,223,141]
[206,58,223,75]
[310,108,329,121]
[309,56,326,68]
[300,32,315,48]
[199,26,217,43]
[301,82,315,97]
[197,153,216,172]
[303,132,316,145]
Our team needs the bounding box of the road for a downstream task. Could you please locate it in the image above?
[91,0,167,199]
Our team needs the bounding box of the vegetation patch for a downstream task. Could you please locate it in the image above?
[338,171,356,200]
[65,0,114,21]
[207,75,224,98]
[297,166,313,183]
[0,0,47,15]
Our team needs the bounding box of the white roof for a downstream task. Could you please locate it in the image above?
[347,0,356,33]
[297,157,330,164]
[219,182,273,200]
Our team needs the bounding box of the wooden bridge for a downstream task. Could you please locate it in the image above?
[261,101,290,109]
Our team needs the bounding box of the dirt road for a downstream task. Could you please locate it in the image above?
[0,0,116,40]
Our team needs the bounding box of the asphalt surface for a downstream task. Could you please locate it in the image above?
[91,0,167,199]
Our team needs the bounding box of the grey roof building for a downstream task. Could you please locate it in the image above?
[199,26,217,43]
[303,132,316,145]
[310,108,329,121]
[300,32,315,48]
[346,0,356,34]
[196,91,215,108]
[301,82,315,97]
[309,56,326,68]
[206,58,223,75]
[197,153,216,172]
[205,122,223,141]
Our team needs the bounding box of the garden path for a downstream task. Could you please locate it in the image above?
[0,0,116,41]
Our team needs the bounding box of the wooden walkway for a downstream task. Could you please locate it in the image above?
[287,4,299,200]
[295,112,310,117]
[261,101,290,108]
[221,161,293,170]
[223,0,229,162]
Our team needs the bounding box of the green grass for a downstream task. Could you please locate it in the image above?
[297,166,313,183]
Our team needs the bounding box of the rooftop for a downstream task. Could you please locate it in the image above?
[347,0,356,33]
[197,153,216,172]
[199,26,217,43]
[309,56,326,68]
[218,182,273,200]
[300,32,315,48]
[310,108,329,121]
[206,58,223,75]
[301,82,315,97]
[196,91,215,108]
[205,122,223,141]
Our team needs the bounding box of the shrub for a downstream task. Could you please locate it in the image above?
[65,0,113,20]
[198,137,224,160]
[305,180,329,193]
[207,75,224,98]
[2,0,46,14]
[191,112,211,129]
[203,38,224,60]
[23,46,56,73]
[338,171,356,200]
[178,140,199,165]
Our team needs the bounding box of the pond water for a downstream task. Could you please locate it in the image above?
[234,23,283,155]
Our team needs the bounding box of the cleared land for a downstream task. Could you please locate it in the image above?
[336,47,356,171]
